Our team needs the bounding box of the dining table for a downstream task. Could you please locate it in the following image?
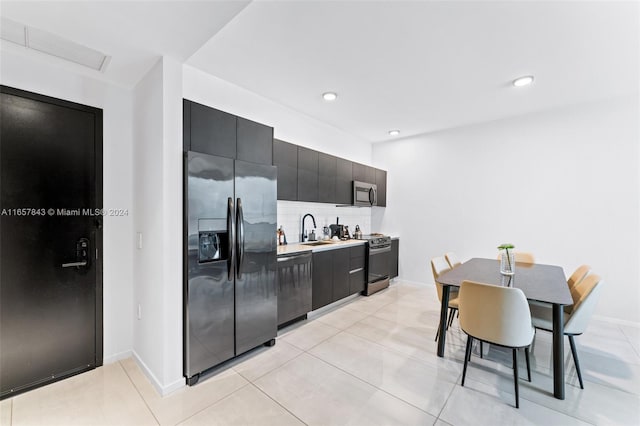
[435,257,573,400]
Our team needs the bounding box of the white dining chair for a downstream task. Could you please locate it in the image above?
[530,273,603,389]
[459,280,534,408]
[431,256,458,341]
[445,252,462,269]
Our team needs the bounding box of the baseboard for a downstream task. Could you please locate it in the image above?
[132,351,185,396]
[593,315,640,329]
[391,277,428,287]
[103,350,132,365]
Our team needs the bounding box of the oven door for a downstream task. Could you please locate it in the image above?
[368,244,391,283]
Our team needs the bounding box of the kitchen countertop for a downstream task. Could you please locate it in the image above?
[277,239,366,256]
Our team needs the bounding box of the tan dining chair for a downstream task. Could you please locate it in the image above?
[459,280,534,409]
[497,251,535,264]
[567,264,590,303]
[530,274,603,389]
[445,252,462,269]
[431,256,459,341]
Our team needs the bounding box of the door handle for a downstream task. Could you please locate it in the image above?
[236,197,244,279]
[227,197,234,281]
[62,261,88,268]
[62,238,90,268]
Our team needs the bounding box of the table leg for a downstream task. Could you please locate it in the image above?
[437,285,450,357]
[552,303,565,399]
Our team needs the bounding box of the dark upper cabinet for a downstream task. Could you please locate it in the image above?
[183,100,191,151]
[237,117,273,165]
[297,147,318,202]
[332,249,351,301]
[391,239,399,279]
[375,169,387,207]
[273,139,298,201]
[312,250,333,311]
[189,101,237,158]
[352,162,367,183]
[318,152,337,203]
[335,158,352,205]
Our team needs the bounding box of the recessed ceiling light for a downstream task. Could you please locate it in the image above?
[513,75,534,87]
[322,92,337,101]
[388,130,400,136]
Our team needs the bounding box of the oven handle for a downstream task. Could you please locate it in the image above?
[369,245,391,255]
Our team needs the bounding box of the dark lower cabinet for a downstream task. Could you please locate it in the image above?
[349,245,366,294]
[237,116,273,165]
[391,239,399,279]
[273,139,298,201]
[312,246,359,311]
[312,250,333,310]
[332,251,350,301]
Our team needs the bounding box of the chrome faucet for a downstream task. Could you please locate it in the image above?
[301,213,317,242]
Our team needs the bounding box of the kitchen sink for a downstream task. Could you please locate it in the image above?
[300,240,334,246]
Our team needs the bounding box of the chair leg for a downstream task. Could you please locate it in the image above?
[480,341,484,359]
[462,335,472,386]
[525,347,531,382]
[512,349,520,409]
[448,308,456,327]
[447,308,454,329]
[435,320,440,342]
[568,335,584,389]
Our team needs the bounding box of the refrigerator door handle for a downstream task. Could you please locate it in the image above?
[227,197,234,281]
[236,197,245,279]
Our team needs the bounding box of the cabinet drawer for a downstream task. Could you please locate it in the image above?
[349,267,366,295]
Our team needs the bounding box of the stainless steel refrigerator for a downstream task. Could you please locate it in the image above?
[184,151,277,385]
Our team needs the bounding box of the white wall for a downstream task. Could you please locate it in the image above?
[372,95,640,324]
[182,65,373,165]
[132,57,184,395]
[0,49,135,361]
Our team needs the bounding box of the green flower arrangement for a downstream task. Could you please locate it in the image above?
[498,243,514,271]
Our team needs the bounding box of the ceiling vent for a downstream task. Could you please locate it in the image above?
[1,17,110,72]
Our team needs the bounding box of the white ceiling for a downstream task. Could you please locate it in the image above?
[1,1,638,142]
[0,1,250,88]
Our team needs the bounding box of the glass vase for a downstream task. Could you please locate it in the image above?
[500,250,515,275]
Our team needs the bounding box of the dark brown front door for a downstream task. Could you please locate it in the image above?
[0,86,103,399]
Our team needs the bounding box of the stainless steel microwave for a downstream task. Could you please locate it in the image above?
[353,181,377,206]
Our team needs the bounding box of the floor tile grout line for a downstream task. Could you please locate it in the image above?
[249,382,309,426]
[434,380,458,424]
[304,350,438,418]
[174,382,252,426]
[234,350,306,384]
[618,324,640,358]
[117,360,161,426]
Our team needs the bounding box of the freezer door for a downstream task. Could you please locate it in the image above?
[185,152,235,378]
[234,160,278,354]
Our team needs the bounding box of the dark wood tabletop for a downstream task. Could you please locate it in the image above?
[436,258,573,305]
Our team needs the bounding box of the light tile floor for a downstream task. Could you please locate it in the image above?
[1,281,639,426]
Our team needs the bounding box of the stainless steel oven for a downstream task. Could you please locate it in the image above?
[364,235,392,295]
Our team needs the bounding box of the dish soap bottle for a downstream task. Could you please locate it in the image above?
[278,225,287,245]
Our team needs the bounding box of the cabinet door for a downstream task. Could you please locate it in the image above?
[190,101,237,158]
[336,158,352,205]
[391,239,399,279]
[332,249,350,301]
[237,117,273,165]
[273,139,297,201]
[297,147,319,202]
[352,162,367,182]
[312,251,333,310]
[318,152,337,203]
[365,166,376,184]
[349,245,366,295]
[375,169,387,207]
[183,99,191,151]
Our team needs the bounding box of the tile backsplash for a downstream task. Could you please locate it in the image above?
[277,200,372,243]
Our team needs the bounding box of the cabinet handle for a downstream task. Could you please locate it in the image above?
[349,267,364,274]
